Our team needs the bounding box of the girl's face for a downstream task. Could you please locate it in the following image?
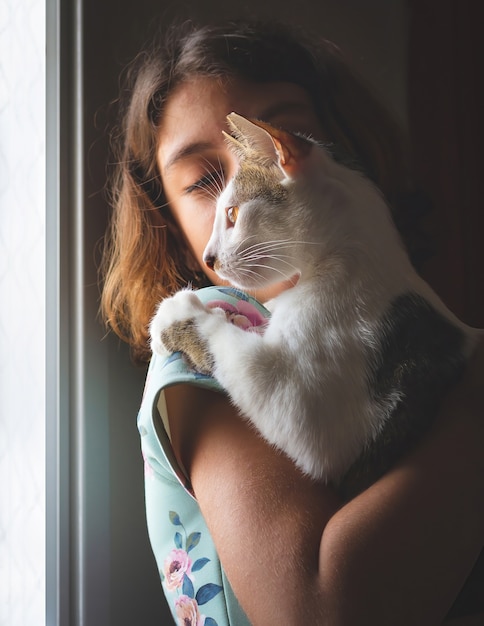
[157,76,325,302]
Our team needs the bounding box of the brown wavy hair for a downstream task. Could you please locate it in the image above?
[101,19,424,363]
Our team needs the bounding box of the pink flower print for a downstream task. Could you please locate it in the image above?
[174,595,205,626]
[207,300,268,333]
[163,549,193,591]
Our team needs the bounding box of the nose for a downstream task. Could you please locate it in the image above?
[204,254,216,271]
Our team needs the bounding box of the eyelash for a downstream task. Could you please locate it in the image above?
[185,170,225,195]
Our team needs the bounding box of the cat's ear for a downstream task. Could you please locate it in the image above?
[249,117,312,175]
[225,112,311,175]
[224,113,280,164]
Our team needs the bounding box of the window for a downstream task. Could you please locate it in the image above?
[0,0,46,624]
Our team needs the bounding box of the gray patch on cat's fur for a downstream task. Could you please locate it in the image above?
[340,291,467,499]
[160,319,214,376]
[232,164,288,204]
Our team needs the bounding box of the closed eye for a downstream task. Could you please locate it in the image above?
[185,170,225,196]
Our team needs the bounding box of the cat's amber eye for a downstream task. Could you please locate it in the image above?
[226,206,239,224]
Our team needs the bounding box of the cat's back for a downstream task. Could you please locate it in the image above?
[342,290,478,497]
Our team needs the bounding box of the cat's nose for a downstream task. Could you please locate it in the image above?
[204,255,216,271]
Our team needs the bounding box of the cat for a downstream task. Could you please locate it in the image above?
[151,113,484,617]
[150,112,479,494]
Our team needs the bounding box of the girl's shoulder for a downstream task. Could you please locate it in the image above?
[137,352,251,626]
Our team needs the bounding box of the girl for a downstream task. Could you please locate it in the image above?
[102,20,484,625]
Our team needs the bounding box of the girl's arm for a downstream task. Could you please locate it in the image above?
[165,340,484,625]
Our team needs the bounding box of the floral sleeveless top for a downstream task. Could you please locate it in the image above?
[137,287,271,626]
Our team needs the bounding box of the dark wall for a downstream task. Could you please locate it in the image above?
[407,0,484,329]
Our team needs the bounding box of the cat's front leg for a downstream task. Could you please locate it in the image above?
[150,289,227,375]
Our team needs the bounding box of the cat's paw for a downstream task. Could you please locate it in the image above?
[149,290,210,357]
[150,290,223,375]
[160,319,215,375]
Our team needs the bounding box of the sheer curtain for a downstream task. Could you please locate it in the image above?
[0,0,46,624]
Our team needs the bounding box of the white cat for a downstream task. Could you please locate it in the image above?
[150,112,479,492]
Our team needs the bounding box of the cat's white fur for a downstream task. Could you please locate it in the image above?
[150,113,477,482]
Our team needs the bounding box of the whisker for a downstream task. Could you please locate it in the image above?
[239,241,297,260]
[233,267,267,289]
[252,254,299,271]
[240,239,293,255]
[200,156,227,199]
[240,248,294,262]
[242,239,321,256]
[243,262,296,281]
[233,234,258,255]
[232,250,300,278]
[244,256,299,273]
[238,243,295,261]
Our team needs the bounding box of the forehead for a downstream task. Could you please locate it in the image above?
[157,76,322,177]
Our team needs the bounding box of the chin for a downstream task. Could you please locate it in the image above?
[211,269,297,303]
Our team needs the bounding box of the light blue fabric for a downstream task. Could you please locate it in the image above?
[137,287,271,625]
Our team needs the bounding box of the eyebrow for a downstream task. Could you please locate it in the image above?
[162,141,216,175]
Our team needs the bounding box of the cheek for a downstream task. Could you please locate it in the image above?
[175,202,217,263]
[191,216,216,262]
